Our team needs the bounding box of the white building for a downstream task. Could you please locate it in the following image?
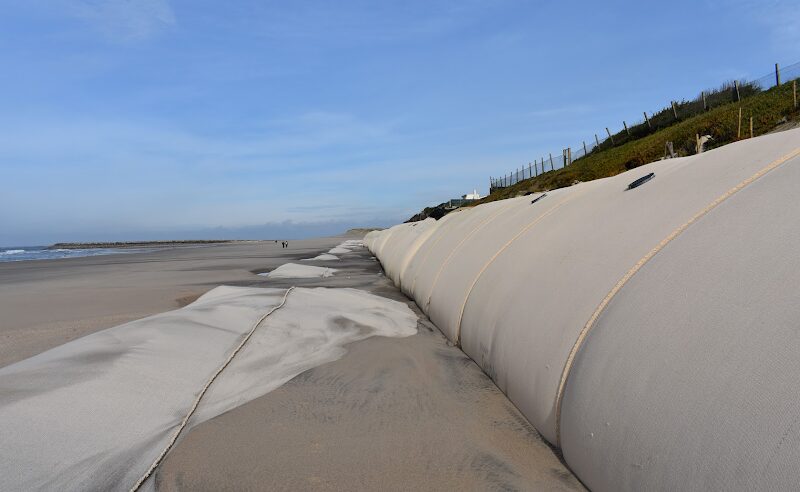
[462,189,481,200]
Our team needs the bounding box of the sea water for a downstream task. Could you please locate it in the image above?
[0,246,153,263]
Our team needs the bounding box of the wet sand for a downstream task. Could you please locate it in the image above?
[0,235,583,490]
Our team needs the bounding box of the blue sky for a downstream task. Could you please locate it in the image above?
[1,0,798,244]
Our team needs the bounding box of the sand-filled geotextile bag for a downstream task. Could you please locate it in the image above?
[366,128,800,490]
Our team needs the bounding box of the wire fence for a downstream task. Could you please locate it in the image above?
[490,61,800,191]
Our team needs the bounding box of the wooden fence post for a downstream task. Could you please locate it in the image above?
[794,80,797,108]
[549,153,554,171]
[568,147,572,165]
[541,157,545,174]
[644,112,651,130]
[623,121,630,136]
[671,101,678,119]
[734,80,741,102]
[528,162,532,179]
[737,107,742,139]
[583,141,588,155]
[775,63,781,86]
[606,127,614,145]
[595,134,600,147]
[750,116,754,139]
[702,91,707,110]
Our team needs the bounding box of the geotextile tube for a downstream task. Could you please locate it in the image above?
[365,128,800,491]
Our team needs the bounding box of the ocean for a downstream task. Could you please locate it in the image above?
[0,246,154,263]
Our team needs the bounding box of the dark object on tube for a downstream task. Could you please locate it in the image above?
[627,173,655,190]
[531,193,547,204]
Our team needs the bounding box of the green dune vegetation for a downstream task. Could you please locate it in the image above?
[473,80,800,205]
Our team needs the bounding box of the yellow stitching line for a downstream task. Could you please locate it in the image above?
[408,213,456,294]
[395,229,436,289]
[423,199,521,311]
[453,190,586,345]
[553,146,800,447]
[373,226,398,258]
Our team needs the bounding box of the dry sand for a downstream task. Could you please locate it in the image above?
[0,235,583,490]
[157,320,582,491]
[157,240,583,491]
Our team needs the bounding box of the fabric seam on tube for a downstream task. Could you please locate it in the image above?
[408,218,452,294]
[423,199,521,310]
[130,286,296,491]
[375,227,399,257]
[397,248,422,288]
[553,146,800,447]
[453,191,586,345]
[395,226,437,288]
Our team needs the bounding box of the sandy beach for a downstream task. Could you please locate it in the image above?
[0,237,343,367]
[0,234,582,490]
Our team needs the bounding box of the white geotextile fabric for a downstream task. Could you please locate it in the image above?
[365,128,800,489]
[262,263,336,278]
[560,158,800,491]
[374,218,439,289]
[328,239,364,255]
[302,253,339,261]
[0,286,417,490]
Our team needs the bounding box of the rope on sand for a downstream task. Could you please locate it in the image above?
[129,286,296,491]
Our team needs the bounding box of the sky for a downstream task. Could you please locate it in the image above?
[1,0,798,245]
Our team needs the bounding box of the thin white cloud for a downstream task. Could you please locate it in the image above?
[760,0,800,46]
[235,0,506,43]
[67,0,175,41]
[526,105,595,118]
[712,0,800,49]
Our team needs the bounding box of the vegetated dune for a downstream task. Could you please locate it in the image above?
[365,127,800,491]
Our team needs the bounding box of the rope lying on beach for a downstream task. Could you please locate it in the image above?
[129,286,296,492]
